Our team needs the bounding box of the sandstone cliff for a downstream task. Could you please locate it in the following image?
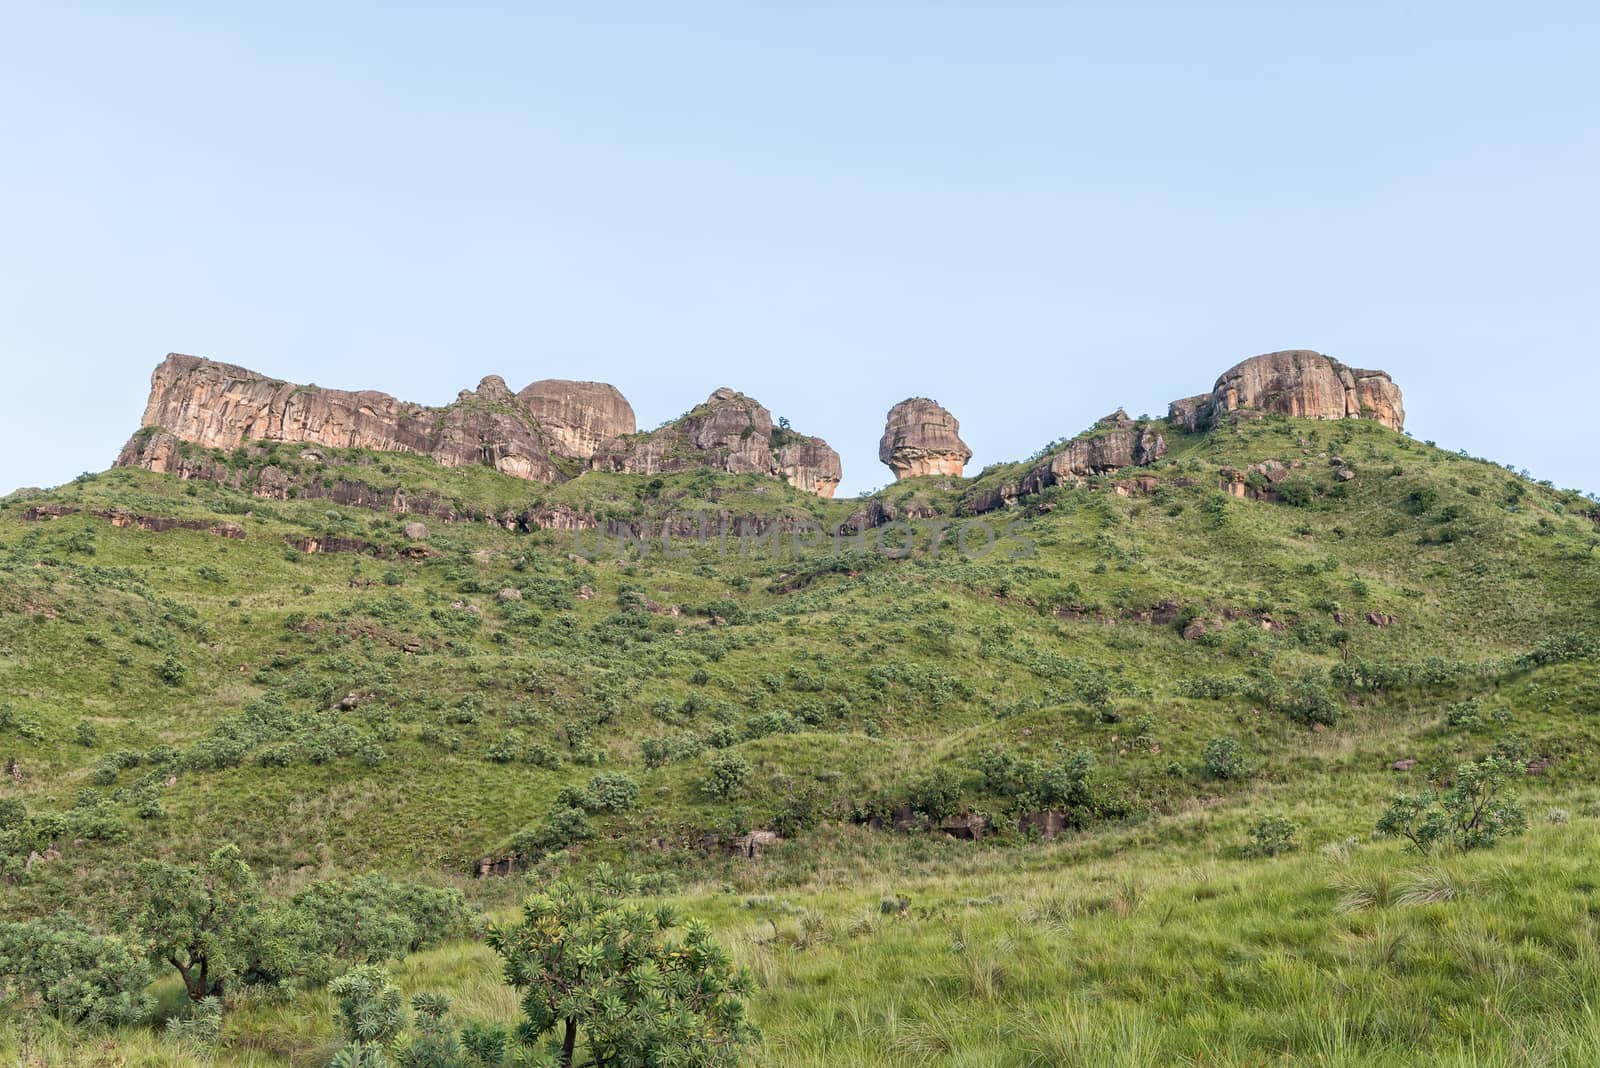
[120,354,636,483]
[879,398,972,479]
[962,411,1166,513]
[1170,350,1404,431]
[589,388,842,497]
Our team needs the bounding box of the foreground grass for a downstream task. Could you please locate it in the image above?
[7,813,1600,1067]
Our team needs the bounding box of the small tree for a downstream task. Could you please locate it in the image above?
[1376,754,1527,852]
[487,877,758,1068]
[133,844,261,1001]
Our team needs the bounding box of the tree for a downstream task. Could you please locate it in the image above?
[487,877,758,1067]
[133,844,262,1001]
[1376,754,1527,852]
[328,965,405,1068]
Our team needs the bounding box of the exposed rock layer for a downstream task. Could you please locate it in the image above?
[119,356,841,497]
[880,398,972,479]
[121,354,635,483]
[962,411,1166,514]
[590,388,841,497]
[1170,350,1404,431]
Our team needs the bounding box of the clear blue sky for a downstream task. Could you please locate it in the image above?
[3,3,1597,496]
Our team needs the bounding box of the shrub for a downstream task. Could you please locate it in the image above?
[702,751,754,800]
[1445,699,1481,729]
[1277,478,1314,508]
[74,720,98,747]
[641,732,702,769]
[906,767,963,820]
[327,965,405,1066]
[0,913,154,1025]
[1277,671,1340,727]
[485,731,524,763]
[583,772,640,813]
[156,653,188,686]
[1376,754,1528,852]
[1243,815,1301,857]
[971,745,1097,819]
[1202,736,1247,780]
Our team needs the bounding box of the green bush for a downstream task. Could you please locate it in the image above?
[583,772,640,813]
[1202,736,1247,780]
[1243,815,1301,857]
[702,751,754,800]
[0,913,154,1026]
[906,767,963,820]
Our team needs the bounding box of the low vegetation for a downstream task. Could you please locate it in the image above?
[1,413,1597,1064]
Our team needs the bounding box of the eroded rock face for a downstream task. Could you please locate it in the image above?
[119,354,635,484]
[1170,350,1404,431]
[589,388,842,497]
[961,411,1166,514]
[880,398,972,479]
[517,380,636,458]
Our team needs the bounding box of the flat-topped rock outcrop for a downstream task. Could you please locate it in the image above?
[119,354,635,483]
[1170,350,1404,431]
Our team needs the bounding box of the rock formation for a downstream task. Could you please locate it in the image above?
[1169,350,1404,431]
[962,411,1166,514]
[879,398,972,479]
[119,354,635,483]
[589,388,842,497]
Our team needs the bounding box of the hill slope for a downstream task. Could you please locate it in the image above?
[2,411,1598,1065]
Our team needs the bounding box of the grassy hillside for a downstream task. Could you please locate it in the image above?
[2,413,1598,1064]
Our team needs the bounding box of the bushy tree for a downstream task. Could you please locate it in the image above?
[133,844,261,1001]
[487,877,758,1067]
[0,913,154,1026]
[1376,754,1528,852]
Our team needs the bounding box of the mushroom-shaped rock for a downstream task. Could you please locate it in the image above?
[1169,350,1405,431]
[879,398,972,479]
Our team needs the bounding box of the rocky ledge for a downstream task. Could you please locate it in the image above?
[115,356,840,497]
[118,354,635,484]
[962,410,1167,513]
[589,388,841,498]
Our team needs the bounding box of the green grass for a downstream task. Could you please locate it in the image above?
[1,413,1598,1063]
